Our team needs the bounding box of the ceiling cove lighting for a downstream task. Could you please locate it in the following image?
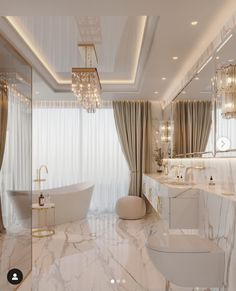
[72,44,102,113]
[197,56,213,74]
[172,56,178,60]
[216,64,236,119]
[216,33,233,53]
[6,16,147,86]
[154,91,159,94]
[162,77,167,80]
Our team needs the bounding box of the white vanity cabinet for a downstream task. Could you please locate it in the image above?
[142,174,199,229]
[168,189,199,229]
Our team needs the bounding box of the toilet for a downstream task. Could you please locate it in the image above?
[146,233,225,290]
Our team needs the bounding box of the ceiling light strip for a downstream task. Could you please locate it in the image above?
[216,33,233,53]
[5,16,71,85]
[6,16,147,86]
[197,56,213,74]
[100,16,147,85]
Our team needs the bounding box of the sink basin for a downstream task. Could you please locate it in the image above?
[148,175,195,187]
[165,180,195,187]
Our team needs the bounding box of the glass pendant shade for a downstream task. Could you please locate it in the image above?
[216,64,236,119]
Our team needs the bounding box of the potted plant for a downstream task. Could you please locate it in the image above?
[153,147,164,173]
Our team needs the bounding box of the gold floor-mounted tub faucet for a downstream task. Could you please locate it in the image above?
[33,165,48,191]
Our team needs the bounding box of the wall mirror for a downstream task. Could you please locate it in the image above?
[170,53,215,158]
[215,32,236,157]
[168,26,236,159]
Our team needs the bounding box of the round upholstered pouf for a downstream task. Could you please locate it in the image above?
[115,196,146,220]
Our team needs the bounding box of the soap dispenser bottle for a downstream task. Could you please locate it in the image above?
[209,176,215,186]
[39,193,45,206]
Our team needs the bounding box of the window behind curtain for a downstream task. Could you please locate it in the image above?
[205,108,236,156]
[33,104,130,213]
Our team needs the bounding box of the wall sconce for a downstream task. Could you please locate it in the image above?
[160,120,173,142]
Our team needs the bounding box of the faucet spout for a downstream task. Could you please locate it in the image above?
[39,165,48,181]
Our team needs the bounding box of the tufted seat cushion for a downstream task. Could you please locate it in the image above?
[115,196,146,220]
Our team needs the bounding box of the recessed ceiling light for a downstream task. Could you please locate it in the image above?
[172,56,178,60]
[191,21,198,26]
[182,91,186,94]
[154,91,159,94]
[195,77,199,80]
[216,56,220,60]
[162,77,166,80]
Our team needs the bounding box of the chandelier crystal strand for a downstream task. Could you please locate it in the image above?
[72,44,102,113]
[216,64,236,119]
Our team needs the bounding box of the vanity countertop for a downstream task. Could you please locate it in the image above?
[143,173,236,202]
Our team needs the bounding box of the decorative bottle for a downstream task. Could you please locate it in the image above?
[39,193,45,206]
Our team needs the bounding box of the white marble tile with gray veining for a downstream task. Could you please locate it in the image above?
[33,213,197,291]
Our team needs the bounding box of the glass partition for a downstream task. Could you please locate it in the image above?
[0,34,32,290]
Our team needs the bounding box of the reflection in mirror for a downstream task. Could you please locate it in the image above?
[159,103,173,159]
[173,100,212,157]
[215,32,236,156]
[0,34,32,290]
[171,55,214,158]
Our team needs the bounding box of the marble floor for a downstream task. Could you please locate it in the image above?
[0,229,31,291]
[32,213,205,291]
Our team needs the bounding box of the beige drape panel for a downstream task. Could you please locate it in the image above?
[113,101,152,197]
[0,87,8,232]
[173,100,212,156]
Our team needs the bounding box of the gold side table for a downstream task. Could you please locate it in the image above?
[32,203,55,238]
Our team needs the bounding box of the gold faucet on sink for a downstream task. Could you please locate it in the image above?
[33,165,48,190]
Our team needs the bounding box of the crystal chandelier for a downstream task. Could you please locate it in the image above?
[216,64,236,119]
[72,44,102,113]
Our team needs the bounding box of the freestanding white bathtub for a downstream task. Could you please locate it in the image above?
[32,183,94,225]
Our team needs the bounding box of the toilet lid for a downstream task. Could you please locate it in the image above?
[147,234,211,253]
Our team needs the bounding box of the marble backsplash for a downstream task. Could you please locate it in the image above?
[165,158,236,193]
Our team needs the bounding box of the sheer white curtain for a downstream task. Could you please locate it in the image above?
[0,92,31,227]
[205,107,236,156]
[216,107,236,156]
[33,102,130,213]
